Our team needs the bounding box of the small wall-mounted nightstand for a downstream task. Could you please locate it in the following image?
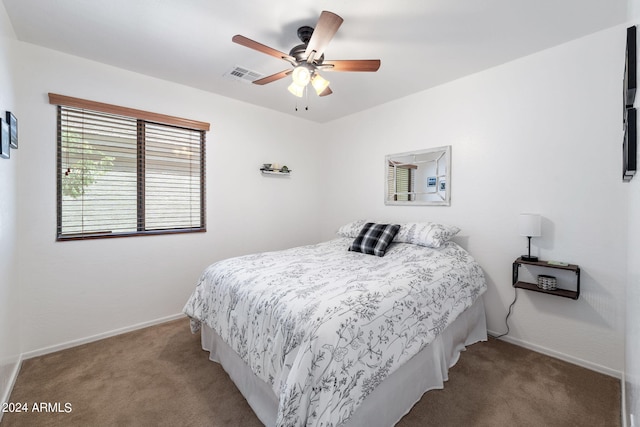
[512,257,580,300]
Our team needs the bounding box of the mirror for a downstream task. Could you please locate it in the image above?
[385,145,451,206]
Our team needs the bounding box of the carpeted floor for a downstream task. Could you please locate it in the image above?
[1,318,620,427]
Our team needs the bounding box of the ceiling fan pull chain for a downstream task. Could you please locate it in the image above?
[305,85,309,111]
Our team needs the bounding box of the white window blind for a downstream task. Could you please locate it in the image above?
[55,103,206,240]
[388,162,414,201]
[144,122,203,231]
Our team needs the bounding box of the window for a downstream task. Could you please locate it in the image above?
[50,94,209,240]
[394,166,414,201]
[387,161,415,201]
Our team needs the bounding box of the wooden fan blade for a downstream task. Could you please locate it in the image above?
[321,59,381,72]
[252,69,292,85]
[319,86,333,97]
[232,35,296,64]
[304,11,343,59]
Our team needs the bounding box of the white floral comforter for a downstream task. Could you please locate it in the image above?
[183,238,486,427]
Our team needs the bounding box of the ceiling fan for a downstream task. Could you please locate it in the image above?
[232,11,381,97]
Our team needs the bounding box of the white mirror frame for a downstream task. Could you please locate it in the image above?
[385,145,452,206]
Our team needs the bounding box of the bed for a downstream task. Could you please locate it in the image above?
[183,222,487,427]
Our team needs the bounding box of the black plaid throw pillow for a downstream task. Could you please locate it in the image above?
[348,222,400,257]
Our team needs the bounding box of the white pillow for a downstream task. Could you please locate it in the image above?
[393,222,460,248]
[336,219,369,238]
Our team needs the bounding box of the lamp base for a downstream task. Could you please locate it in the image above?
[521,255,539,262]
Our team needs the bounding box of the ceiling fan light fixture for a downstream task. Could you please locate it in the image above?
[232,11,380,99]
[311,73,330,96]
[288,81,305,97]
[292,65,311,86]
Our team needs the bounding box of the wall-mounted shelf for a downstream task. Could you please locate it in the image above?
[260,168,291,175]
[512,257,580,300]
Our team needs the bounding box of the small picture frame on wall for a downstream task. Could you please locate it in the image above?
[6,111,17,149]
[624,108,637,182]
[427,176,436,187]
[0,119,9,159]
[625,26,637,109]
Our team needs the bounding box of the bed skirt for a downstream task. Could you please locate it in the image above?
[201,297,487,427]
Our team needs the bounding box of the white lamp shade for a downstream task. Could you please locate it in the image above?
[311,73,330,95]
[518,213,541,237]
[287,82,305,97]
[292,66,311,86]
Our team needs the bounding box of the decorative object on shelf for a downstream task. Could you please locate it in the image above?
[537,274,557,291]
[6,111,17,149]
[0,118,9,159]
[512,258,580,300]
[260,163,292,175]
[518,213,541,262]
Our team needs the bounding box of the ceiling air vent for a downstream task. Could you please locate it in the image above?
[224,66,263,84]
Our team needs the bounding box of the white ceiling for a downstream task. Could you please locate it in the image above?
[2,0,628,123]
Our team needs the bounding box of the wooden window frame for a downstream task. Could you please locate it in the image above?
[50,93,209,241]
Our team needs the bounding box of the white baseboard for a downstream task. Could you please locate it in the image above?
[21,313,186,361]
[0,354,23,424]
[487,329,622,379]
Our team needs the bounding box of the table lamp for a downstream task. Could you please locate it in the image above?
[518,213,541,262]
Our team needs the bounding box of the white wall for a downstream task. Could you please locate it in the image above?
[626,2,640,427]
[318,26,627,376]
[12,41,324,355]
[0,1,20,412]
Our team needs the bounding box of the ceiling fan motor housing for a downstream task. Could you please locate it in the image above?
[290,26,324,65]
[297,26,314,44]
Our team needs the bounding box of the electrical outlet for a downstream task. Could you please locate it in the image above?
[631,413,636,427]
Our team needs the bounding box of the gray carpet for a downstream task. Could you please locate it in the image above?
[1,318,620,427]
